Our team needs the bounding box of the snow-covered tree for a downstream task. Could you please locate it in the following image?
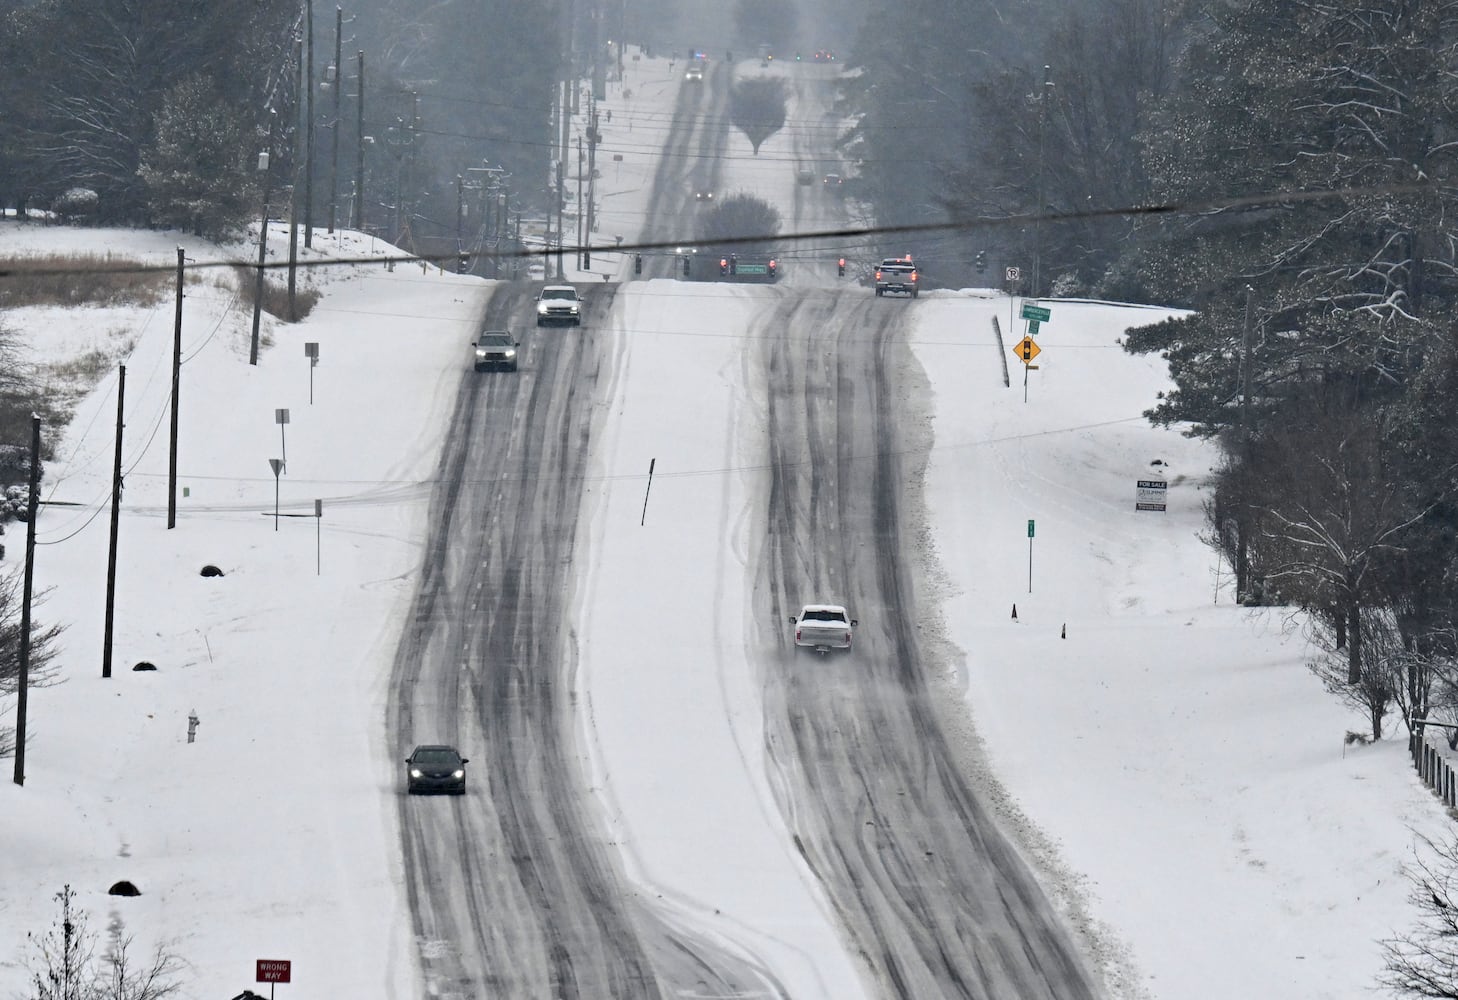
[138,76,255,237]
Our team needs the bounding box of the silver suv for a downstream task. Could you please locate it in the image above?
[473,330,519,371]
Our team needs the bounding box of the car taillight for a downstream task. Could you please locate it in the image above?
[910,272,918,282]
[875,270,882,279]
[796,629,802,642]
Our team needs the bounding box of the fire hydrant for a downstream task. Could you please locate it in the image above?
[187,710,199,744]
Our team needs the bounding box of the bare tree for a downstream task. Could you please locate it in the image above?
[1307,607,1395,741]
[1379,834,1458,998]
[0,572,66,757]
[28,886,97,1000]
[1247,408,1431,684]
[26,886,186,1000]
[95,919,185,1000]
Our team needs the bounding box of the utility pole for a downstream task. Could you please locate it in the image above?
[576,135,584,267]
[288,33,302,317]
[557,160,567,277]
[455,173,464,256]
[329,5,342,233]
[1032,65,1052,301]
[103,365,125,680]
[1236,285,1254,597]
[586,100,598,249]
[13,415,39,786]
[251,110,278,366]
[354,50,365,230]
[305,0,316,248]
[168,247,183,527]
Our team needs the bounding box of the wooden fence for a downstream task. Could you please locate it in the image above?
[1412,728,1458,808]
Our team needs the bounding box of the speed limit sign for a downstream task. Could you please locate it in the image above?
[1005,266,1021,282]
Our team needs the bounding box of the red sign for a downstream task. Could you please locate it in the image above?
[256,960,291,984]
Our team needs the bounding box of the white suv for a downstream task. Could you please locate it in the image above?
[536,285,581,326]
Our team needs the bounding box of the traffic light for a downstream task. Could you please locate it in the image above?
[837,257,845,277]
[975,250,987,274]
[457,251,470,274]
[682,255,691,276]
[720,257,729,276]
[635,254,643,274]
[767,259,777,277]
[730,254,738,275]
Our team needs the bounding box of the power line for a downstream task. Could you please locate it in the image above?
[0,178,1436,281]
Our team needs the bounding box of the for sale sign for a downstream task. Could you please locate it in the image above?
[1136,478,1167,512]
[256,959,291,984]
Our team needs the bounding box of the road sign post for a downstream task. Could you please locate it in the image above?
[1027,519,1035,593]
[256,958,291,1000]
[1016,336,1041,403]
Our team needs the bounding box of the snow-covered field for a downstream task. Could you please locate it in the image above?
[0,49,1448,1000]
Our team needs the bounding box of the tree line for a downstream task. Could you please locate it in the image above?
[0,0,563,246]
[846,0,1458,743]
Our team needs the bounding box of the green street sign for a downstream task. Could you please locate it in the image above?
[1020,303,1051,322]
[1027,319,1041,334]
[736,263,769,275]
[1027,519,1035,538]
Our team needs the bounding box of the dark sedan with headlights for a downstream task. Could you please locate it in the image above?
[405,744,469,794]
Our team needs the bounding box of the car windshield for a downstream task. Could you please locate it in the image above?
[542,288,577,301]
[412,748,460,765]
[802,608,845,622]
[479,333,512,346]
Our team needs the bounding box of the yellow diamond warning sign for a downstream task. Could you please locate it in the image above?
[1016,336,1041,364]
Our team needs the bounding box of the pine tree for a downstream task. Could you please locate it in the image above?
[138,75,255,237]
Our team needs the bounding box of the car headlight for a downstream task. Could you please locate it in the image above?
[409,768,423,778]
[475,349,487,357]
[504,347,517,357]
[452,770,465,779]
[568,303,579,313]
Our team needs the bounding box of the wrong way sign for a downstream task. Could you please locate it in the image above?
[256,960,291,984]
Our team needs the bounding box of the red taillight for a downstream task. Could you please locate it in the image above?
[875,270,883,279]
[796,629,803,642]
[910,272,918,282]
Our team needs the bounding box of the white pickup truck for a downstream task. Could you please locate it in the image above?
[874,257,919,297]
[789,604,858,653]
